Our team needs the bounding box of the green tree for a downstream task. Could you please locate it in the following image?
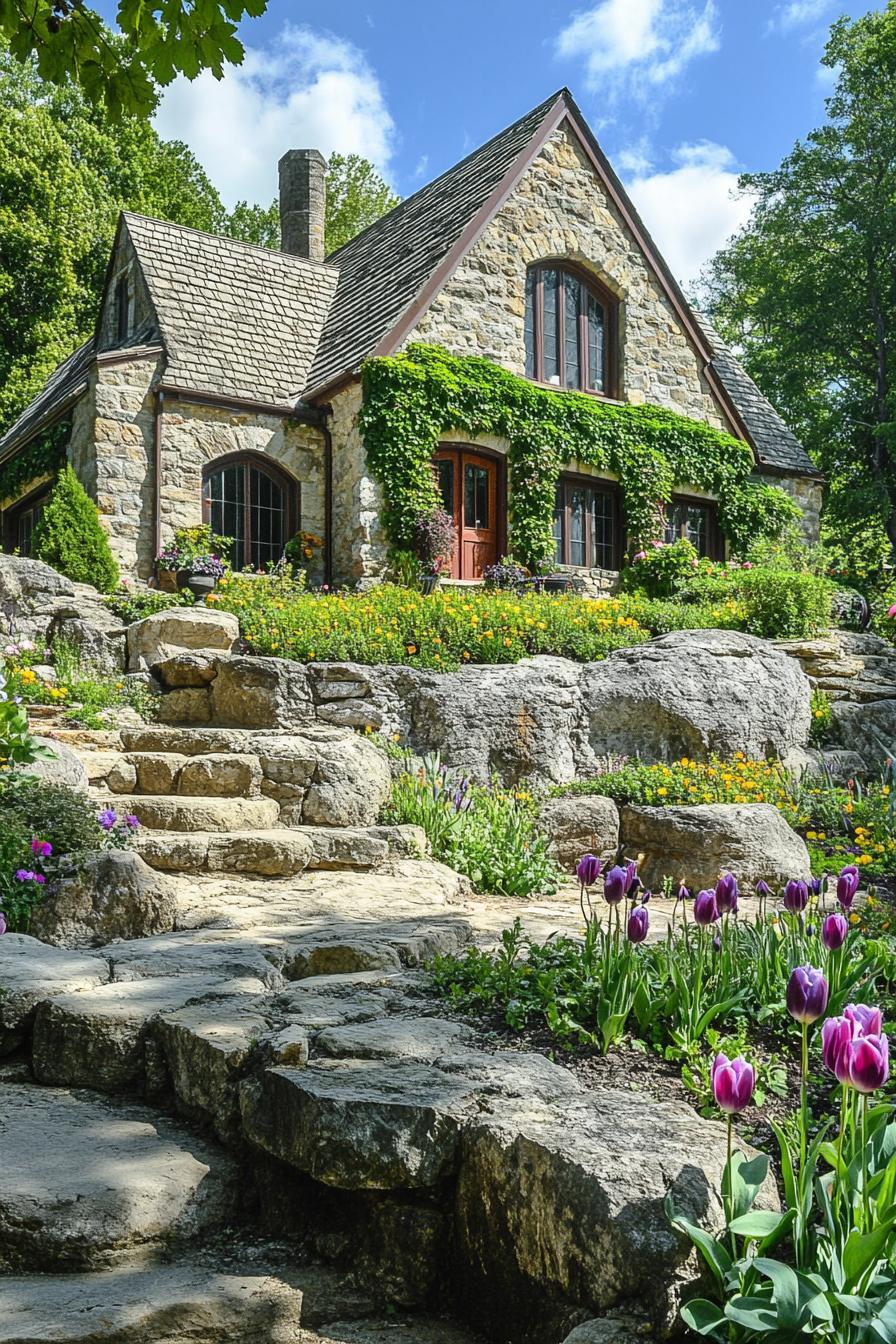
[32,464,119,591]
[220,152,400,255]
[0,0,268,119]
[699,3,896,552]
[0,47,226,433]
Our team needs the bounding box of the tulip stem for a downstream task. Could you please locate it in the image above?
[861,1093,870,1232]
[800,1021,809,1177]
[726,1114,736,1258]
[836,1084,848,1227]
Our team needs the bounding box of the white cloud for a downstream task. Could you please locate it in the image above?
[555,0,720,95]
[623,141,753,285]
[768,0,831,33]
[153,25,395,208]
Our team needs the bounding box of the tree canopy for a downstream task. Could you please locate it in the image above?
[0,49,400,437]
[700,3,896,559]
[0,0,268,119]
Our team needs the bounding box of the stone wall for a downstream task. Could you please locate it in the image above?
[406,121,730,430]
[329,382,389,585]
[766,472,823,544]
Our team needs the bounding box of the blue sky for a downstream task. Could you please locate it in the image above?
[98,0,881,282]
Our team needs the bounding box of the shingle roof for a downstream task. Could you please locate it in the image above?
[304,91,564,396]
[0,338,94,463]
[699,320,821,479]
[122,213,339,406]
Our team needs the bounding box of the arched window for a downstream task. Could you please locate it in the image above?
[524,264,617,395]
[202,455,298,571]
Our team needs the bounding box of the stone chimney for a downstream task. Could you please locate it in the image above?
[279,149,327,262]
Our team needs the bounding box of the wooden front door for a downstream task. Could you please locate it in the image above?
[434,448,501,579]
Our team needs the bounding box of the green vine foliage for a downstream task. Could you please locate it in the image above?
[360,344,801,569]
[0,420,69,504]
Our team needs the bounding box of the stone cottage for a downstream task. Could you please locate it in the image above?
[0,88,821,588]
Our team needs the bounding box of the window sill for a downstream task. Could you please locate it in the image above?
[527,378,624,405]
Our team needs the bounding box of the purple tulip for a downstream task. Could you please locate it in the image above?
[623,860,639,893]
[98,808,118,831]
[783,879,809,914]
[755,880,771,899]
[810,877,823,896]
[836,865,861,911]
[0,912,6,935]
[693,889,720,926]
[822,1015,854,1083]
[786,964,829,1024]
[676,884,690,903]
[712,935,722,953]
[821,912,848,951]
[30,838,52,858]
[715,873,738,915]
[627,905,649,943]
[845,1003,883,1038]
[576,853,602,887]
[844,1033,890,1093]
[640,889,651,904]
[711,1052,756,1114]
[603,865,627,905]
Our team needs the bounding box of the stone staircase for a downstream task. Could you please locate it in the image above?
[77,724,424,878]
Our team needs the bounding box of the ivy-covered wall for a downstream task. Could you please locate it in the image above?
[359,344,800,570]
[0,420,69,510]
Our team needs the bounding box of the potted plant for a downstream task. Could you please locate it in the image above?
[412,507,455,594]
[177,551,226,599]
[156,525,231,598]
[155,543,182,592]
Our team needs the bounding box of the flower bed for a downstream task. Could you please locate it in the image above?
[2,638,155,729]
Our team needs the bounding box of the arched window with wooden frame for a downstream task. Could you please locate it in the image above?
[525,263,619,396]
[201,454,298,571]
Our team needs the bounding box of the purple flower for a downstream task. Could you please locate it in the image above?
[783,879,809,914]
[640,889,651,904]
[576,853,602,887]
[836,865,861,911]
[34,874,45,885]
[715,873,738,915]
[13,869,35,882]
[711,1053,756,1114]
[676,884,690,903]
[124,814,141,830]
[693,889,720,926]
[844,1033,890,1093]
[624,860,638,893]
[822,1015,854,1083]
[786,964,829,1024]
[627,906,649,944]
[821,912,848,951]
[0,912,6,935]
[30,838,52,858]
[845,1003,883,1037]
[810,876,824,896]
[98,808,117,831]
[603,865,627,905]
[755,880,771,899]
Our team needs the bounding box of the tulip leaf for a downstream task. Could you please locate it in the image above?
[666,1197,731,1289]
[842,1219,896,1286]
[724,1294,778,1332]
[871,1299,896,1342]
[728,1208,793,1250]
[680,1299,728,1338]
[752,1258,800,1328]
[725,1151,770,1221]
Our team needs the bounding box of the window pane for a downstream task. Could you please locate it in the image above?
[542,269,560,383]
[249,466,285,571]
[569,487,586,566]
[589,488,615,568]
[464,464,489,528]
[524,270,536,379]
[553,484,565,564]
[563,273,581,389]
[587,294,605,392]
[686,505,709,556]
[436,458,454,515]
[204,464,245,568]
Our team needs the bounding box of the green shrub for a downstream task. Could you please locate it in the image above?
[682,566,832,639]
[619,538,709,598]
[105,586,194,624]
[31,465,119,592]
[382,755,559,898]
[1,774,108,864]
[808,687,833,746]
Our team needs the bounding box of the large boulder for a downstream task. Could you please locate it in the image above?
[582,630,811,766]
[0,554,74,613]
[0,556,125,661]
[19,737,88,793]
[828,698,896,772]
[0,934,108,1055]
[537,795,620,871]
[127,607,240,673]
[29,850,177,948]
[621,802,811,891]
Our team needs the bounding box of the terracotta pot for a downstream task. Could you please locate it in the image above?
[156,567,178,593]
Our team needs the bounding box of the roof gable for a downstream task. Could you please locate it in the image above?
[122,213,339,407]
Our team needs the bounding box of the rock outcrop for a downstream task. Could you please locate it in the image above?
[0,554,126,671]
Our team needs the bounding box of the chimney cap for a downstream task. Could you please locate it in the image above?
[278,147,328,169]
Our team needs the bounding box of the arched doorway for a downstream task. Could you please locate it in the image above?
[202,454,298,571]
[433,446,505,580]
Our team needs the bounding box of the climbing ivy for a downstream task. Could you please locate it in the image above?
[0,421,68,505]
[359,344,801,569]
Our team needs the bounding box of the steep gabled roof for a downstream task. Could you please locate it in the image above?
[305,91,564,396]
[0,338,95,465]
[121,213,339,407]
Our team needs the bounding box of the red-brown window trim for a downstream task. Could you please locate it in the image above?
[3,480,52,555]
[663,493,725,561]
[553,472,624,570]
[201,452,300,568]
[526,262,619,397]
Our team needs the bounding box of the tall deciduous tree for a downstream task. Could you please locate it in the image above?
[0,0,268,119]
[700,3,896,552]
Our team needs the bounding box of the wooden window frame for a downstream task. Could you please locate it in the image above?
[553,473,623,571]
[201,452,299,570]
[3,482,52,556]
[526,263,619,397]
[663,493,724,561]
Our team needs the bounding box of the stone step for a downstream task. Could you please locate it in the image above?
[0,1084,236,1270]
[94,793,281,832]
[119,724,350,757]
[135,825,422,875]
[0,1264,303,1343]
[99,751,263,798]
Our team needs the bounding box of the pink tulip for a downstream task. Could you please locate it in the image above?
[711,1053,756,1114]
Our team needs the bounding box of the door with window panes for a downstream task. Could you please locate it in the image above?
[434,447,501,579]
